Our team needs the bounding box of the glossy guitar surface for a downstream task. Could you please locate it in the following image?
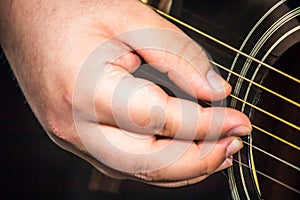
[144,0,300,199]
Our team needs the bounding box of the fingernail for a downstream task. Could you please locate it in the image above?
[213,157,233,173]
[226,138,243,157]
[227,126,251,136]
[206,69,229,93]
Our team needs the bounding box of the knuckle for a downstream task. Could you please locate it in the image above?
[131,162,163,182]
[133,169,162,182]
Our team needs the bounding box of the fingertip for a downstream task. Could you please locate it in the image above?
[189,74,231,102]
[191,69,231,101]
[224,108,252,137]
[227,125,251,137]
[206,69,231,94]
[226,137,243,158]
[213,156,233,173]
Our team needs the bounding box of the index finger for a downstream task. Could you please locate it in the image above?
[118,28,231,101]
[94,64,251,141]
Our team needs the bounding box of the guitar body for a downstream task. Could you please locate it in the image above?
[147,0,300,199]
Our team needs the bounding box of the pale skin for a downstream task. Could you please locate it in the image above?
[0,0,252,187]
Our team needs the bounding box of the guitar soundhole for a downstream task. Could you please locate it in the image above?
[251,42,300,199]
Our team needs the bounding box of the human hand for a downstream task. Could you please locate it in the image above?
[0,0,251,187]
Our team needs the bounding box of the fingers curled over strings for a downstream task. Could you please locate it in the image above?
[78,124,243,184]
[93,64,250,141]
[117,28,231,101]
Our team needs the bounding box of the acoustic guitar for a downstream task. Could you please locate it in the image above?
[140,0,300,199]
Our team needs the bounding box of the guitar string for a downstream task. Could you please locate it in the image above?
[145,3,300,195]
[135,68,300,152]
[212,59,300,132]
[151,5,300,110]
[150,6,300,84]
[227,0,287,82]
[137,68,300,193]
[232,159,300,194]
[242,141,300,172]
[210,60,299,108]
[229,94,300,132]
[146,6,300,132]
[136,68,300,193]
[252,125,299,151]
[239,141,300,195]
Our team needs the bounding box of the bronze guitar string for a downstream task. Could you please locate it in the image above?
[211,60,300,132]
[136,64,300,194]
[144,5,300,146]
[146,5,300,133]
[233,158,300,194]
[142,2,300,195]
[151,6,300,84]
[136,67,300,152]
